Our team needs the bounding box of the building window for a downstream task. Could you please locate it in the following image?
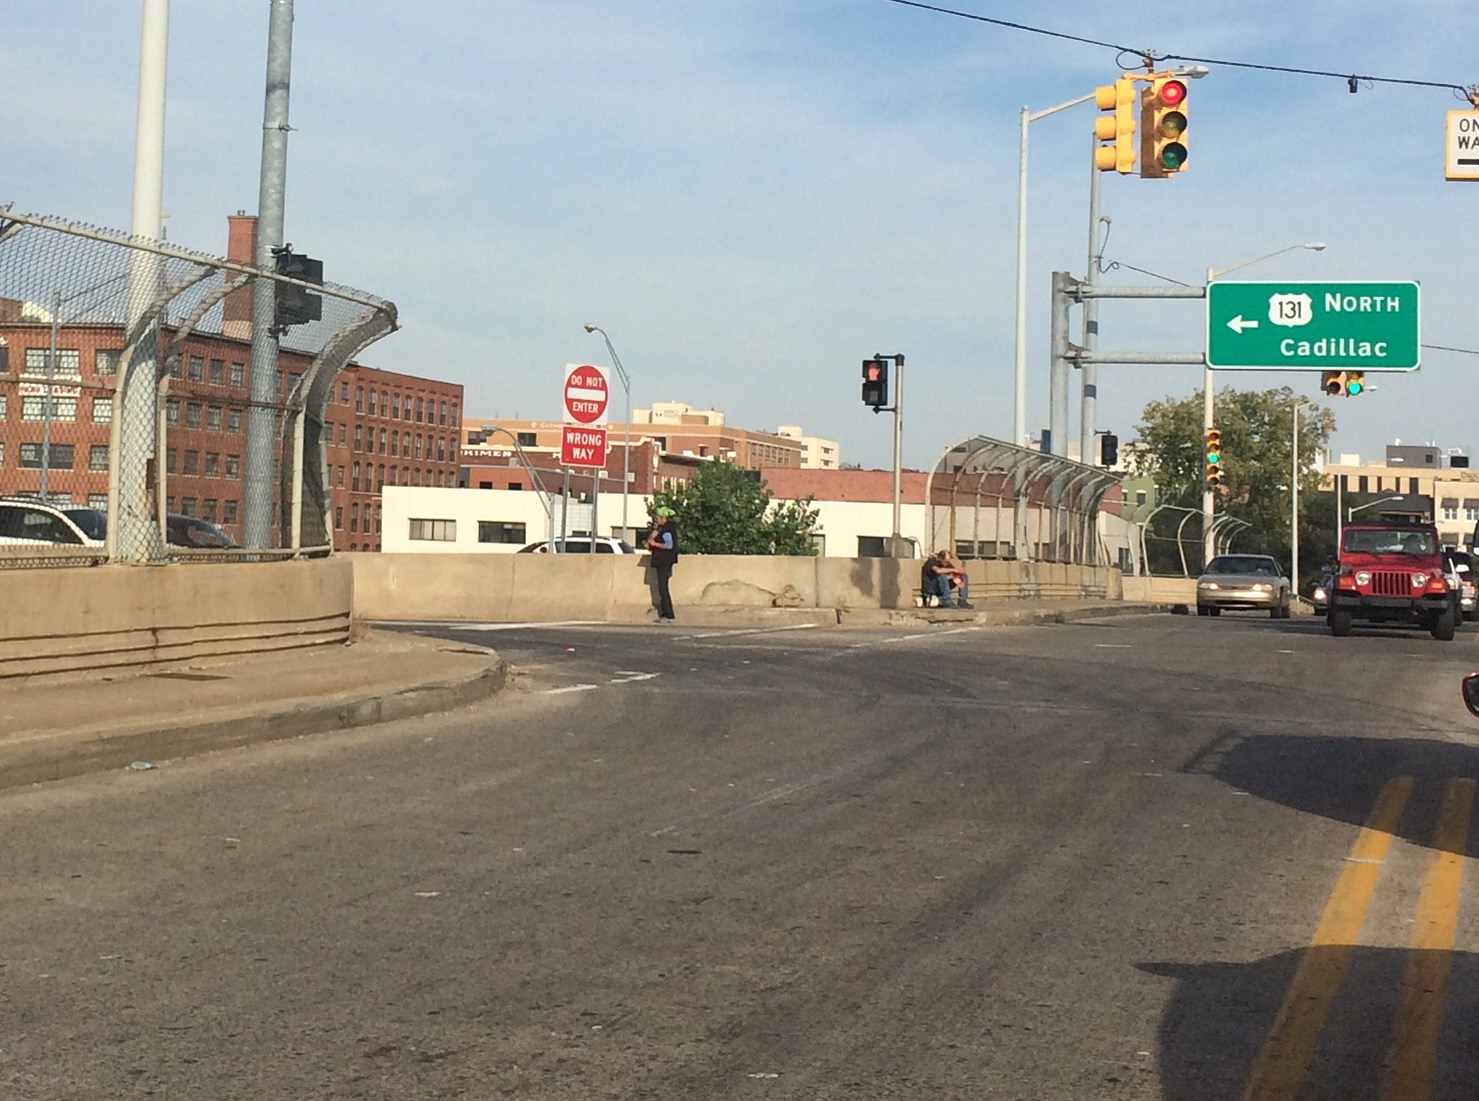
[400,433,410,457]
[376,464,385,489]
[1466,500,1479,522]
[95,349,122,376]
[1135,490,1147,506]
[355,387,364,413]
[165,449,177,473]
[187,355,203,382]
[367,390,377,417]
[337,423,346,446]
[186,403,201,428]
[477,521,526,544]
[437,437,446,462]
[0,394,6,418]
[202,499,218,522]
[24,395,78,421]
[208,359,224,385]
[1358,476,1369,494]
[92,396,113,423]
[375,505,382,534]
[379,392,388,417]
[354,425,363,450]
[350,503,359,532]
[334,507,344,530]
[183,450,199,475]
[352,462,361,491]
[415,398,424,423]
[89,445,109,472]
[223,500,238,525]
[231,362,245,388]
[415,434,423,459]
[204,453,220,477]
[20,443,74,469]
[409,518,455,542]
[451,402,459,425]
[88,493,108,511]
[180,498,196,517]
[392,394,401,419]
[1442,500,1459,521]
[225,454,240,479]
[378,428,387,455]
[857,535,888,558]
[517,431,537,447]
[227,407,243,433]
[391,430,399,455]
[439,400,448,426]
[336,465,345,487]
[24,348,81,378]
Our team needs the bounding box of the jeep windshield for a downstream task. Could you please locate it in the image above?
[1341,528,1438,555]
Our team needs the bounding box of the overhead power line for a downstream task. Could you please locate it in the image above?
[881,0,1473,99]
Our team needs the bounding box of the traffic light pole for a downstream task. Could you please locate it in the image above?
[1080,138,1103,465]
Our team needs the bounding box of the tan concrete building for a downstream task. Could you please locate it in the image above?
[1319,443,1477,547]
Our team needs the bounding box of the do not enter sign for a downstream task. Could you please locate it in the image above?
[563,363,610,425]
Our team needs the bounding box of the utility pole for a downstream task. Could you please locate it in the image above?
[1080,140,1103,465]
[244,0,295,548]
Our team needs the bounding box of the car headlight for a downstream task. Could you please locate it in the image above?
[1199,581,1219,590]
[1313,587,1327,601]
[1355,570,1371,586]
[1412,573,1428,587]
[1254,582,1273,592]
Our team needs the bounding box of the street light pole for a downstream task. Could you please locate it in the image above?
[1014,92,1094,448]
[583,324,633,543]
[1204,242,1326,566]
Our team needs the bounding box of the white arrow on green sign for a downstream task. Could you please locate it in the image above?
[1205,280,1420,371]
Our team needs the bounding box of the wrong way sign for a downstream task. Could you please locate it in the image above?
[561,425,608,468]
[563,363,610,425]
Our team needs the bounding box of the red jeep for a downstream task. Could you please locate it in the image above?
[1328,520,1458,640]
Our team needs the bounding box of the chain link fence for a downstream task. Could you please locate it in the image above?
[0,210,396,565]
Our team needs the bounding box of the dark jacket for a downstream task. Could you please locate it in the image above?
[649,521,679,567]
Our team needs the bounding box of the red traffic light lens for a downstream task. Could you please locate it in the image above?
[1158,79,1187,106]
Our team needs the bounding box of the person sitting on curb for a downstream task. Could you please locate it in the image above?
[925,549,974,609]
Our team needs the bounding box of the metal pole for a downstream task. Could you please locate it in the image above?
[42,292,60,501]
[1048,272,1072,456]
[585,326,632,542]
[892,356,903,543]
[1336,472,1342,550]
[1202,268,1216,568]
[1292,402,1300,588]
[559,467,570,549]
[111,0,169,562]
[1014,106,1029,448]
[1080,138,1101,466]
[244,0,294,548]
[591,465,600,541]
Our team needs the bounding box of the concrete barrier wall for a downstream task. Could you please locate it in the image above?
[1121,576,1197,605]
[0,558,353,679]
[353,553,1126,623]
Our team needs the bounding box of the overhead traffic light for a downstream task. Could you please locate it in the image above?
[1140,74,1189,178]
[1321,370,1366,396]
[861,358,889,409]
[1205,426,1224,489]
[1094,76,1138,174]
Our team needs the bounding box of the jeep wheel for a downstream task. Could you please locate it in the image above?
[1433,607,1457,641]
[1329,608,1353,637]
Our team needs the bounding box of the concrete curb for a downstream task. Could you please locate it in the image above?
[838,602,1169,628]
[1,656,508,792]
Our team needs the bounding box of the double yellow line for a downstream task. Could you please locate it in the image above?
[1241,775,1476,1101]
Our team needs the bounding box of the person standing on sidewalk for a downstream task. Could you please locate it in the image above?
[646,507,680,622]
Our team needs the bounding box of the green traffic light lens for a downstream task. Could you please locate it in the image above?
[1160,142,1187,169]
[1207,452,1220,465]
[1346,380,1363,396]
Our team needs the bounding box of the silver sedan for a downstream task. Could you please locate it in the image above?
[1196,554,1292,619]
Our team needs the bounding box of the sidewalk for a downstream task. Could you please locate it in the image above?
[0,629,506,792]
[0,599,1166,792]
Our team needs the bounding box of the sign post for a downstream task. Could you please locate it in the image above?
[561,364,611,549]
[1205,281,1420,371]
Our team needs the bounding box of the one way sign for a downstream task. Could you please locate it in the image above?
[1446,110,1479,181]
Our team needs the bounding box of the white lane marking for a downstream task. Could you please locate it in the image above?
[847,626,980,649]
[672,623,820,641]
[1095,643,1133,648]
[610,672,661,684]
[543,684,600,695]
[376,620,604,631]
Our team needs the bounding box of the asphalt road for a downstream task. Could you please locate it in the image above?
[5,611,1479,1100]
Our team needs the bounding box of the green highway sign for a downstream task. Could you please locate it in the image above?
[1205,280,1420,371]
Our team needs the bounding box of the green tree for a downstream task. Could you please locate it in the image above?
[652,460,820,555]
[1132,385,1336,585]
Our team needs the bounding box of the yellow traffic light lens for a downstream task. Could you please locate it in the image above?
[1158,110,1187,139]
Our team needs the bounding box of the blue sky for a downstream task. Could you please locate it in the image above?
[8,1,1478,469]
